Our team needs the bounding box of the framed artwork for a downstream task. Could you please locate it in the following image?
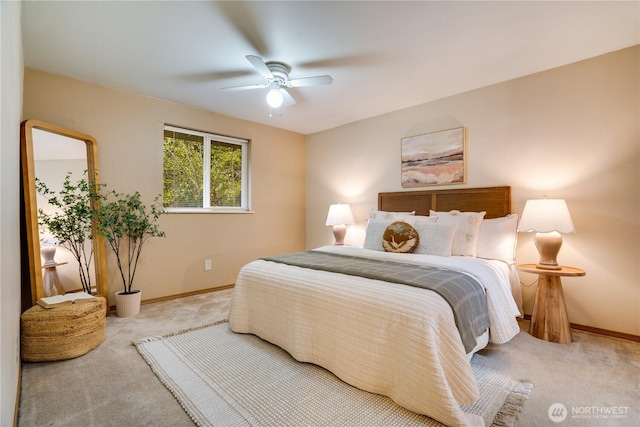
[401,127,466,187]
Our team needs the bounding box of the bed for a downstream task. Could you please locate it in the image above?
[229,186,522,426]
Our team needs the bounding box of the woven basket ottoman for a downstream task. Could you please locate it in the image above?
[21,297,106,362]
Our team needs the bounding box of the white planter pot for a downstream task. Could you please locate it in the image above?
[115,290,141,317]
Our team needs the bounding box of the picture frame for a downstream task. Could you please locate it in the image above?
[401,127,466,187]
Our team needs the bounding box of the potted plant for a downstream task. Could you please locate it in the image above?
[94,188,165,317]
[36,172,98,294]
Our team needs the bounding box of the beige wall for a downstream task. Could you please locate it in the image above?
[23,69,307,304]
[21,47,639,337]
[307,46,640,336]
[1,1,24,424]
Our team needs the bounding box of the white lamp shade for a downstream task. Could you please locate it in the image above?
[517,199,575,234]
[325,203,355,226]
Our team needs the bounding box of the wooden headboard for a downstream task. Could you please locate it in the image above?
[378,186,511,219]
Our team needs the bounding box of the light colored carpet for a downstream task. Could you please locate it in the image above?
[135,320,531,427]
[18,289,640,426]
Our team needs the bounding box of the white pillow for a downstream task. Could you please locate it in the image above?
[430,210,486,257]
[368,209,415,221]
[476,213,519,263]
[413,223,456,256]
[363,218,395,251]
[411,215,437,225]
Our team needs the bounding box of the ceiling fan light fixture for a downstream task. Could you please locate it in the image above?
[222,55,331,111]
[266,87,284,108]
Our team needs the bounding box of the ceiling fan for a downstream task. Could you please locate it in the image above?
[222,55,333,109]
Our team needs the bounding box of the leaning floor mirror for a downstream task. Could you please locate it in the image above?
[21,119,108,311]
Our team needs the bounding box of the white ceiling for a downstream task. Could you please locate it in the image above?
[22,1,639,135]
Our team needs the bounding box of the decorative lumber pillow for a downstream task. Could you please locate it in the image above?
[429,210,486,257]
[363,218,395,251]
[412,223,457,256]
[364,216,434,251]
[382,221,419,253]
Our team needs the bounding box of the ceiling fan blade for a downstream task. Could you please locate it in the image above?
[288,75,333,87]
[246,55,273,79]
[216,2,269,57]
[281,88,296,106]
[222,83,268,92]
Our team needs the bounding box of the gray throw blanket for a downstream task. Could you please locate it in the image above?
[262,250,490,353]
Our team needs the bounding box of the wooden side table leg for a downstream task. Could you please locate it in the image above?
[529,274,572,343]
[42,266,65,297]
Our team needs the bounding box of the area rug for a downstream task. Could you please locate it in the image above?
[135,320,532,427]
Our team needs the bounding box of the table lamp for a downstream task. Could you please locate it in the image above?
[517,198,575,270]
[325,203,355,245]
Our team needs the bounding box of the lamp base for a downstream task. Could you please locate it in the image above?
[332,224,347,245]
[536,263,562,270]
[534,231,563,270]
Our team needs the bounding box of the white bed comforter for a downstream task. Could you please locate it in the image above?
[229,246,521,426]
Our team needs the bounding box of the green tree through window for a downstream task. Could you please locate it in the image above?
[210,141,242,206]
[163,126,249,210]
[163,130,204,207]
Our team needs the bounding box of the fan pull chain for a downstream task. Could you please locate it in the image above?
[269,106,282,118]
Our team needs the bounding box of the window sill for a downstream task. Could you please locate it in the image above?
[164,208,255,214]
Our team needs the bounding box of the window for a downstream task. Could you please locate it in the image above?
[163,125,250,211]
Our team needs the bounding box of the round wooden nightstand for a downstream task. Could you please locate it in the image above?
[518,264,585,344]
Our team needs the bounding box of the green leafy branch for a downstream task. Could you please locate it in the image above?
[95,190,165,294]
[36,172,100,294]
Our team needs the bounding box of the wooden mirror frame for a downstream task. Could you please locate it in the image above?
[21,119,108,309]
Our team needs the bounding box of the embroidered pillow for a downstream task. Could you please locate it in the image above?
[382,221,419,253]
[430,210,486,257]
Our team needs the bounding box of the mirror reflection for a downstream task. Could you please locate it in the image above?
[21,119,108,310]
[33,129,96,295]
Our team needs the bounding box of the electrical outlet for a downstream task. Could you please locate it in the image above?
[204,259,212,271]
